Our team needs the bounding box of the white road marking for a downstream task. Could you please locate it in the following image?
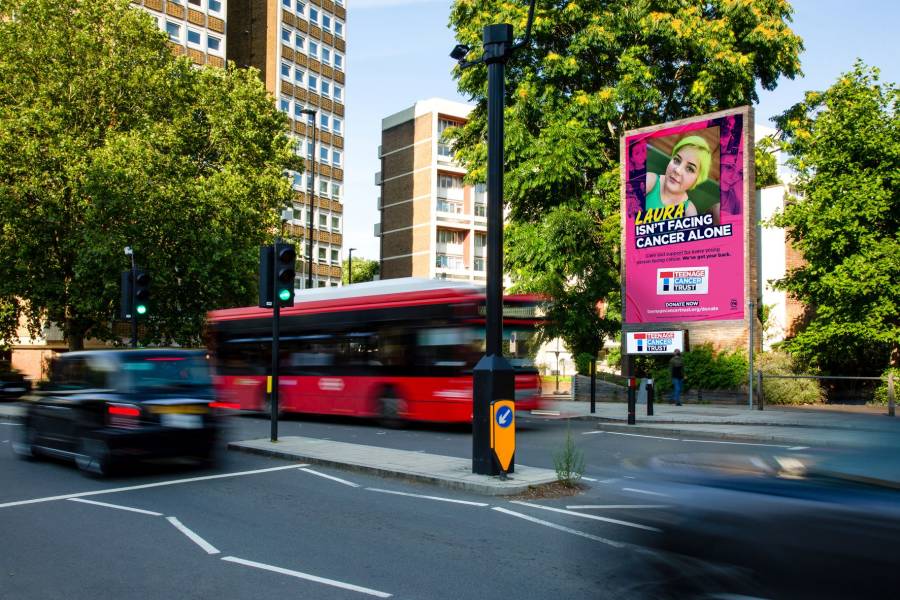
[581,431,604,435]
[680,438,797,448]
[366,488,489,507]
[531,410,561,416]
[492,507,627,548]
[604,431,680,441]
[222,556,392,598]
[789,446,809,450]
[0,422,20,426]
[68,498,162,516]
[0,464,310,510]
[596,478,619,484]
[580,476,598,482]
[623,487,670,498]
[166,516,220,555]
[299,467,360,488]
[566,505,667,510]
[510,501,661,532]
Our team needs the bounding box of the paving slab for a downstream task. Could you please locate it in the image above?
[229,436,559,496]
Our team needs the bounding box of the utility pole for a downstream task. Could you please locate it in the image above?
[300,108,318,290]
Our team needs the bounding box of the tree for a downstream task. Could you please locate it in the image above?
[755,136,781,188]
[341,257,379,285]
[448,0,803,358]
[772,62,899,374]
[0,0,299,350]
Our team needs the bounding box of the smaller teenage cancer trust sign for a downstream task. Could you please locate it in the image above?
[623,110,747,323]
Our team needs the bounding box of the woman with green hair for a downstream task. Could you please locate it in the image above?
[644,135,712,218]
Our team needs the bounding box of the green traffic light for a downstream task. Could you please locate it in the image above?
[136,304,147,315]
[278,289,292,302]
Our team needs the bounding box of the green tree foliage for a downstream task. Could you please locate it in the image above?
[0,0,299,349]
[649,343,747,394]
[772,62,899,374]
[341,257,380,285]
[756,351,825,405]
[448,0,803,358]
[755,136,781,188]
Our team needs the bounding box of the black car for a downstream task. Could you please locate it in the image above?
[14,349,220,476]
[0,362,31,400]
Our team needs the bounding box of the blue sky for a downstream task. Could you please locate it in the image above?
[343,0,899,259]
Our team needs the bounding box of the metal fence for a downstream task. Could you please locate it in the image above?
[756,372,896,416]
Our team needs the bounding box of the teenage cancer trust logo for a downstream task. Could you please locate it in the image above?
[657,267,709,295]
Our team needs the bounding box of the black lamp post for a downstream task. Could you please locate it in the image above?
[451,0,536,476]
[347,247,357,284]
[300,108,318,290]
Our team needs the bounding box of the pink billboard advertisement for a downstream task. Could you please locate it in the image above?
[623,111,746,323]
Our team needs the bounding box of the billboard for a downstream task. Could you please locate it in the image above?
[625,331,685,355]
[622,109,749,323]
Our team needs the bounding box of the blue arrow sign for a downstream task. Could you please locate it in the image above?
[495,405,513,428]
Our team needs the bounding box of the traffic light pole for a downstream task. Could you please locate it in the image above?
[129,251,137,348]
[271,237,281,443]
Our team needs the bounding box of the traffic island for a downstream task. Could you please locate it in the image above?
[228,436,559,496]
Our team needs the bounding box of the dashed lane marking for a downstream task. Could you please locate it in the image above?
[492,507,627,548]
[68,498,162,516]
[167,516,220,555]
[623,487,671,498]
[0,464,310,510]
[366,488,489,507]
[510,501,661,532]
[300,467,361,488]
[566,504,668,510]
[222,556,392,598]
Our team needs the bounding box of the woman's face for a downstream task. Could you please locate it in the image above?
[664,146,702,195]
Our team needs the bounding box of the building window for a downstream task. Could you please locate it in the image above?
[436,253,465,270]
[437,143,453,159]
[331,249,339,263]
[318,247,326,260]
[292,173,303,188]
[308,74,318,91]
[437,199,463,214]
[318,281,327,288]
[322,14,332,32]
[475,232,487,249]
[208,0,222,12]
[321,47,331,65]
[438,118,461,134]
[332,118,342,134]
[331,282,338,287]
[438,174,463,190]
[319,213,327,227]
[309,7,319,25]
[295,1,305,14]
[437,229,465,245]
[188,0,201,6]
[294,104,304,118]
[335,21,344,38]
[331,216,340,230]
[165,21,181,42]
[279,98,290,113]
[319,180,329,195]
[207,35,221,52]
[281,28,292,44]
[333,86,343,101]
[331,182,341,198]
[474,257,485,271]
[295,35,305,51]
[187,28,201,45]
[332,150,341,166]
[334,54,344,70]
[307,141,313,158]
[308,41,318,59]
[282,0,291,7]
[319,113,329,130]
[321,80,330,96]
[320,146,328,163]
[294,69,303,84]
[474,202,486,217]
[281,63,291,79]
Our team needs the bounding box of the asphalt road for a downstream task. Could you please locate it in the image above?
[0,413,844,599]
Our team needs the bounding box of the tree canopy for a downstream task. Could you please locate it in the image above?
[448,0,803,357]
[0,0,299,349]
[772,62,899,374]
[342,257,380,285]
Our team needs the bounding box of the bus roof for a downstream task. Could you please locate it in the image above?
[208,278,496,323]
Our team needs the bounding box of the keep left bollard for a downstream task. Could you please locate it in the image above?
[627,377,636,425]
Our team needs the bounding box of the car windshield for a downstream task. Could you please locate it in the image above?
[120,354,212,394]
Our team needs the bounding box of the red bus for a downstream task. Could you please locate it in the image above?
[206,279,545,424]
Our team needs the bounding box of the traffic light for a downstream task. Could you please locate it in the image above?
[275,242,296,307]
[258,245,274,308]
[133,269,150,315]
[120,270,133,318]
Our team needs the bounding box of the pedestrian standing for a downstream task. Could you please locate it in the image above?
[670,349,684,406]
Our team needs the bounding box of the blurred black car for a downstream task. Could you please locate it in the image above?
[13,349,221,476]
[0,362,31,400]
[635,453,900,599]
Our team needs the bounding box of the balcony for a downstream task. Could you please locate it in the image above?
[374,222,381,237]
[374,171,382,185]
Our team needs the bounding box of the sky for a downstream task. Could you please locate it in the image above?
[343,0,900,260]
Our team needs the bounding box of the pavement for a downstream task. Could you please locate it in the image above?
[4,398,899,493]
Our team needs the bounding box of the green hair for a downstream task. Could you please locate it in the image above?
[671,135,712,189]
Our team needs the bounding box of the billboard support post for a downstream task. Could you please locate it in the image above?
[748,300,754,410]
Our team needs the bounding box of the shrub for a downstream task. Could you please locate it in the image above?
[649,343,747,395]
[873,367,900,405]
[553,428,585,487]
[757,351,825,405]
[575,352,595,376]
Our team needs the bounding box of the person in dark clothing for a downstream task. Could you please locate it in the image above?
[670,349,684,406]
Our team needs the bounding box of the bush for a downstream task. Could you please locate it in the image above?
[649,343,748,395]
[873,367,900,405]
[553,428,585,487]
[757,351,825,405]
[575,352,595,376]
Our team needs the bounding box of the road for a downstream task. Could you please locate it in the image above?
[0,412,843,599]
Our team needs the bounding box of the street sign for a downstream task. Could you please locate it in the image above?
[490,400,515,473]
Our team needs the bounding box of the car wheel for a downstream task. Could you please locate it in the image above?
[377,387,406,428]
[76,436,113,477]
[12,422,41,460]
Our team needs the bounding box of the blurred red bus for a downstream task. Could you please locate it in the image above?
[206,279,545,423]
